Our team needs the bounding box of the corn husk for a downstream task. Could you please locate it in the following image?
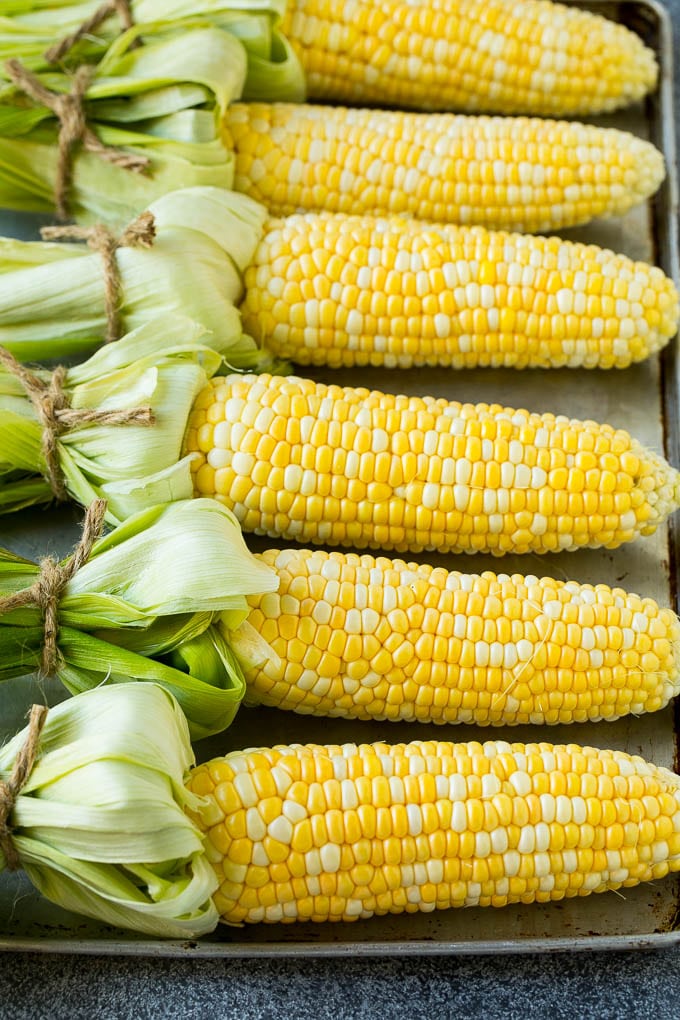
[0,186,267,361]
[0,22,249,224]
[0,313,237,521]
[0,498,278,737]
[0,683,219,936]
[0,1,304,102]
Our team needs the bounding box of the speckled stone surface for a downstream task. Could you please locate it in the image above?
[1,3,680,1016]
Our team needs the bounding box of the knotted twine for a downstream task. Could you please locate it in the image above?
[4,58,149,221]
[0,498,107,678]
[41,211,157,343]
[0,704,48,871]
[0,499,108,869]
[44,0,137,66]
[0,344,155,501]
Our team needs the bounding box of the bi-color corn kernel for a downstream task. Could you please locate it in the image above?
[241,214,680,370]
[184,374,680,555]
[187,739,680,924]
[280,0,658,116]
[225,103,665,233]
[233,549,680,726]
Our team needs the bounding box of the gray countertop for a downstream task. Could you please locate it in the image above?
[1,2,680,1016]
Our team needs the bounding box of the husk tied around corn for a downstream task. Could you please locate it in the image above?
[0,498,277,738]
[0,187,268,363]
[0,314,237,522]
[0,21,250,225]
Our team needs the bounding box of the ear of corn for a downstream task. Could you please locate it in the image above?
[225,103,665,234]
[231,548,680,727]
[184,373,680,556]
[241,213,680,370]
[280,0,658,116]
[187,738,680,925]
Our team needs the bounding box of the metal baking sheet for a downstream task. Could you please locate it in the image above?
[0,0,678,957]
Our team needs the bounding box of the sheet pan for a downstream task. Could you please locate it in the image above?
[0,0,678,956]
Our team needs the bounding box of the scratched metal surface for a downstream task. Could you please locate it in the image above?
[0,0,678,957]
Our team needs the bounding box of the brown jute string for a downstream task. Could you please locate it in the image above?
[0,705,49,871]
[44,0,136,65]
[41,212,157,343]
[0,345,155,501]
[4,58,149,221]
[0,500,107,685]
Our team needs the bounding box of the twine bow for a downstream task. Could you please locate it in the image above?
[4,58,149,221]
[0,705,48,871]
[41,212,157,343]
[0,499,107,679]
[0,345,155,502]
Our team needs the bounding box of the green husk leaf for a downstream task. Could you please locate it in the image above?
[0,497,278,736]
[0,683,219,937]
[0,2,304,101]
[0,186,267,363]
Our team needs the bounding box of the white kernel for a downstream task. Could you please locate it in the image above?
[535,822,551,853]
[271,766,293,797]
[282,801,307,823]
[268,815,293,844]
[451,802,467,832]
[475,831,492,858]
[490,827,509,853]
[233,772,258,808]
[555,795,572,824]
[305,849,322,876]
[246,808,267,842]
[509,771,531,796]
[389,775,405,803]
[341,779,358,809]
[561,849,578,874]
[407,803,423,836]
[455,459,472,484]
[449,774,467,801]
[534,851,551,878]
[489,642,504,668]
[283,464,303,492]
[503,850,521,876]
[320,843,341,873]
[435,313,451,338]
[251,842,268,867]
[512,831,537,871]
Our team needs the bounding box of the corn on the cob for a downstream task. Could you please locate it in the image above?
[280,0,657,116]
[187,738,680,924]
[242,214,680,370]
[235,549,680,726]
[225,103,665,233]
[184,374,680,556]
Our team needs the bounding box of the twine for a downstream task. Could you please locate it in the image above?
[4,59,149,221]
[0,705,48,871]
[44,0,136,65]
[0,499,107,682]
[0,345,155,501]
[41,212,157,343]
